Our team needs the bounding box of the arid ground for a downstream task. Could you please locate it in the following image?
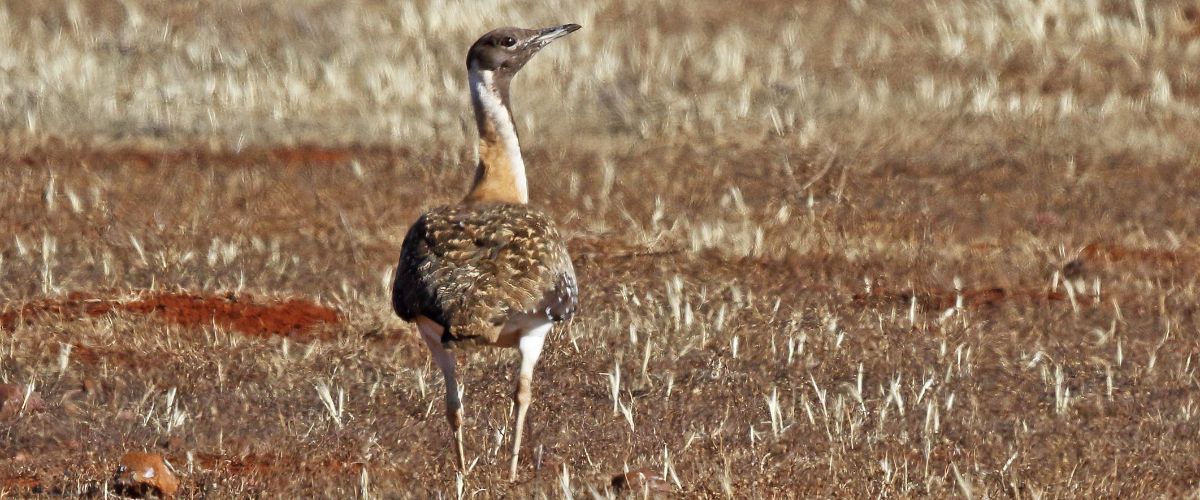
[3,0,1200,497]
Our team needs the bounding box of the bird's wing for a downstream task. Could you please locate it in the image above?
[392,203,577,344]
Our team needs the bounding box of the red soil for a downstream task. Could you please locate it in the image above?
[854,286,1068,311]
[1,475,40,492]
[1081,242,1180,264]
[190,452,364,477]
[0,291,340,340]
[6,142,407,168]
[121,292,340,339]
[0,452,362,494]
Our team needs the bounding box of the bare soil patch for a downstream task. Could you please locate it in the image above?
[6,142,407,169]
[853,285,1068,311]
[1,291,340,340]
[1080,241,1182,265]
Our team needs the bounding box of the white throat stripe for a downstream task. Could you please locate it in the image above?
[468,66,527,201]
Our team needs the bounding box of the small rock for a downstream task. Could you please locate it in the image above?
[611,466,672,493]
[0,384,46,419]
[114,452,179,497]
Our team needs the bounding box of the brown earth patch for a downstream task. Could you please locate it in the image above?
[1,291,340,340]
[6,142,409,169]
[190,452,364,478]
[1,475,40,492]
[0,384,47,419]
[1080,242,1180,264]
[0,292,111,327]
[854,286,1068,311]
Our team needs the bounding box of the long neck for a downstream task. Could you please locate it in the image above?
[464,66,528,204]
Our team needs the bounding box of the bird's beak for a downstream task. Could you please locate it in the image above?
[530,24,581,49]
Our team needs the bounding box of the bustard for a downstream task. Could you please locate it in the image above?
[392,24,581,481]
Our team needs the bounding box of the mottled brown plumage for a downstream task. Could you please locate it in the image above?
[392,202,577,345]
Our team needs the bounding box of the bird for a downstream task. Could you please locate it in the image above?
[391,24,581,481]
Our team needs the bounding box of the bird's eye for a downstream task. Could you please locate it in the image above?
[500,37,517,48]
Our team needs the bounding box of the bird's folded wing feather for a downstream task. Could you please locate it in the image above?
[392,203,577,343]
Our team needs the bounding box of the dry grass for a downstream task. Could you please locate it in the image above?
[3,0,1200,497]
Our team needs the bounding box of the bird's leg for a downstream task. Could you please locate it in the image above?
[509,325,550,481]
[420,327,467,472]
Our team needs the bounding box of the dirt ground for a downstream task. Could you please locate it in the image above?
[4,1,1200,498]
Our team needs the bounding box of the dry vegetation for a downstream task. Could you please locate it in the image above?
[3,0,1200,497]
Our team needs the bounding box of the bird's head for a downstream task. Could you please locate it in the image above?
[466,24,581,76]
